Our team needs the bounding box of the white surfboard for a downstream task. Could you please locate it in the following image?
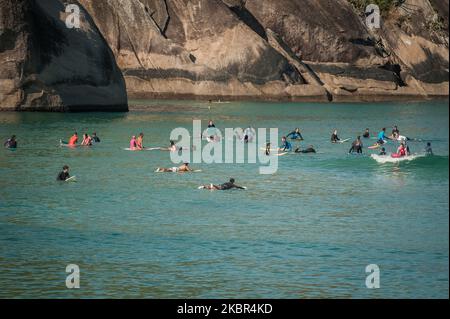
[65,176,77,182]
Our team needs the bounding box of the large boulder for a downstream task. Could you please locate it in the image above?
[0,0,128,111]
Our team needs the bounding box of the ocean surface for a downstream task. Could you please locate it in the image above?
[0,100,448,298]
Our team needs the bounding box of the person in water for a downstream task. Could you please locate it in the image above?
[201,178,246,190]
[81,133,92,146]
[379,147,387,156]
[57,165,70,181]
[243,126,254,143]
[4,135,17,149]
[129,135,138,150]
[349,136,363,154]
[376,128,389,145]
[136,133,144,150]
[207,120,216,128]
[391,125,400,139]
[395,142,407,157]
[295,145,316,153]
[92,132,100,143]
[279,136,292,152]
[265,142,271,156]
[363,128,370,138]
[68,132,78,146]
[331,130,340,143]
[156,163,193,173]
[425,142,433,155]
[286,128,304,140]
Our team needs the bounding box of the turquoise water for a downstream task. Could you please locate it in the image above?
[0,100,448,298]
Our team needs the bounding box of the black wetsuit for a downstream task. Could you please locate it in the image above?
[217,182,245,190]
[295,147,316,153]
[349,140,363,154]
[92,136,100,143]
[57,171,70,181]
[363,132,370,138]
[331,134,340,143]
[425,145,433,155]
[379,150,387,155]
[4,139,17,149]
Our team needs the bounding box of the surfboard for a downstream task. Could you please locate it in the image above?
[276,152,289,156]
[337,138,351,144]
[123,147,160,151]
[65,176,77,182]
[371,153,424,164]
[198,185,247,190]
[155,169,202,173]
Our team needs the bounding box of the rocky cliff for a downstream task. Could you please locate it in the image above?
[0,0,127,111]
[0,0,448,111]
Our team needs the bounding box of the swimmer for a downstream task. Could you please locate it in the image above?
[68,132,78,146]
[81,133,92,146]
[156,163,193,173]
[136,133,144,150]
[331,130,340,143]
[363,128,370,138]
[207,120,216,128]
[201,178,246,190]
[295,145,316,153]
[57,165,70,181]
[129,135,138,150]
[4,135,17,149]
[425,142,433,155]
[286,128,304,140]
[349,136,363,154]
[279,136,293,152]
[92,132,100,143]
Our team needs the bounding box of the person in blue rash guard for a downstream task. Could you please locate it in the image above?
[279,136,292,152]
[377,128,389,145]
[286,128,304,140]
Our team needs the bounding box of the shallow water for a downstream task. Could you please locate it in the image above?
[0,100,448,298]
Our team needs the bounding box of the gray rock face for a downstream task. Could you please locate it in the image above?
[0,0,128,111]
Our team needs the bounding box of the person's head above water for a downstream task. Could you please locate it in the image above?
[229,178,235,183]
[74,132,78,136]
[295,128,300,132]
[382,128,386,132]
[282,136,287,141]
[427,142,431,146]
[333,130,338,134]
[139,133,144,137]
[63,165,69,172]
[92,132,97,136]
[132,135,136,139]
[170,140,175,146]
[11,135,16,140]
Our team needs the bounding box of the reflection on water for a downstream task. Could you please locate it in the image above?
[0,100,448,298]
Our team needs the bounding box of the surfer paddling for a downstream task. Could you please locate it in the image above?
[200,178,246,191]
[156,163,195,173]
[331,130,340,143]
[57,165,71,181]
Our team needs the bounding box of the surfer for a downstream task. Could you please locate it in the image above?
[376,128,389,145]
[68,132,78,146]
[394,142,407,157]
[363,128,370,138]
[286,128,304,140]
[136,133,144,150]
[265,142,271,156]
[81,133,92,146]
[425,142,433,155]
[207,120,216,128]
[57,165,70,181]
[295,145,316,153]
[349,136,363,154]
[129,135,138,150]
[391,125,400,139]
[92,132,100,143]
[243,126,254,143]
[280,136,293,152]
[331,130,340,143]
[156,163,193,173]
[4,135,17,149]
[201,178,246,190]
[379,147,387,156]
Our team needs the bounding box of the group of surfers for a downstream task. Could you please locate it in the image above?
[62,132,101,147]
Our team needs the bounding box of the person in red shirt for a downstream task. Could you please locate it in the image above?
[68,132,78,146]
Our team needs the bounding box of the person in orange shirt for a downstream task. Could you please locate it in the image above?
[136,133,144,150]
[68,132,78,146]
